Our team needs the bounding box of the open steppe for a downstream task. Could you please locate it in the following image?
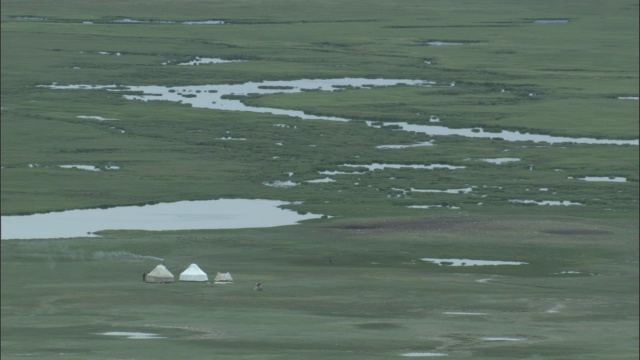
[2,0,638,359]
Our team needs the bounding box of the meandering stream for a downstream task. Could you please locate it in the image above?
[41,78,638,145]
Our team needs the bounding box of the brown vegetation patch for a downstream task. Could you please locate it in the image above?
[332,217,483,232]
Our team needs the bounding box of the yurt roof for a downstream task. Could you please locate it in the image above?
[181,263,206,275]
[148,264,174,277]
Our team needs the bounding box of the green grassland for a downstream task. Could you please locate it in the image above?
[2,218,638,359]
[1,0,638,359]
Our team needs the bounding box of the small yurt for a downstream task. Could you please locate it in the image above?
[179,263,208,282]
[214,272,234,283]
[145,264,175,283]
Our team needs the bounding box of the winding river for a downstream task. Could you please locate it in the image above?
[40,78,638,145]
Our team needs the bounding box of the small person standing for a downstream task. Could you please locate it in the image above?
[143,273,146,282]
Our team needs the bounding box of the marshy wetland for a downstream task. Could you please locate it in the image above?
[1,0,638,359]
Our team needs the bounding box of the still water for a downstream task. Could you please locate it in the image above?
[1,199,322,240]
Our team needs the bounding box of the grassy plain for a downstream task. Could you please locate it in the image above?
[1,0,638,359]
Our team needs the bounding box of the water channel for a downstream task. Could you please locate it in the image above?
[40,78,638,145]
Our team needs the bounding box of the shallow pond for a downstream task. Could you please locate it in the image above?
[340,163,465,171]
[183,20,224,25]
[481,337,527,341]
[106,18,224,25]
[376,141,433,149]
[263,180,300,187]
[58,164,102,172]
[509,199,583,206]
[427,41,464,46]
[408,205,461,209]
[1,199,322,240]
[401,352,448,357]
[421,258,527,266]
[319,170,366,175]
[113,18,152,23]
[395,187,474,194]
[216,136,247,141]
[477,158,520,164]
[575,176,627,182]
[14,17,47,21]
[97,332,165,339]
[77,115,117,120]
[176,57,244,66]
[306,177,335,183]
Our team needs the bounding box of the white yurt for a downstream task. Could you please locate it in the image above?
[179,263,209,282]
[145,264,175,283]
[214,272,234,283]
